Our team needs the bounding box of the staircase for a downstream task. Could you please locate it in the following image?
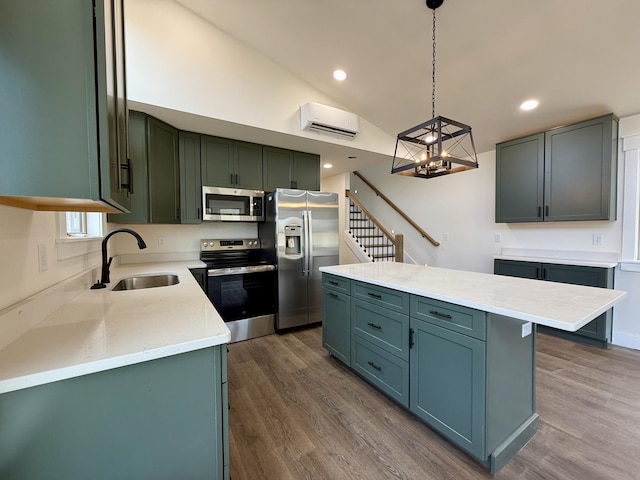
[348,195,401,262]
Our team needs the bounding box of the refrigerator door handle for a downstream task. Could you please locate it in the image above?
[302,210,310,276]
[307,210,313,275]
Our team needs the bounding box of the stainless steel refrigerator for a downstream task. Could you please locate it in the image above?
[258,189,339,330]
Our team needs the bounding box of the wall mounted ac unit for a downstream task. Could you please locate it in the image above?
[300,102,360,139]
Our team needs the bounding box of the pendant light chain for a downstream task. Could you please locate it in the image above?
[431,7,437,120]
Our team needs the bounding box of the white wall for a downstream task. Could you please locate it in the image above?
[0,206,101,312]
[125,0,393,157]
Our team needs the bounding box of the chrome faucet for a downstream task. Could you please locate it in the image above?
[91,228,147,289]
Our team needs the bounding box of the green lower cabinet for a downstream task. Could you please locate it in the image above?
[351,335,409,408]
[409,318,486,460]
[322,287,351,365]
[0,346,228,480]
[494,259,613,347]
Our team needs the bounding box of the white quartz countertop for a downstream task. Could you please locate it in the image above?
[320,263,627,331]
[0,262,230,394]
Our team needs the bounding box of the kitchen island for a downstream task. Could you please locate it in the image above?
[319,262,627,474]
[0,262,231,480]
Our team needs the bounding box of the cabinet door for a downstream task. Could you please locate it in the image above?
[148,117,179,224]
[322,288,351,365]
[544,115,617,221]
[493,259,541,279]
[108,111,149,223]
[179,131,202,224]
[201,136,234,187]
[410,318,486,460]
[495,133,544,223]
[293,151,320,191]
[234,141,263,190]
[263,146,293,191]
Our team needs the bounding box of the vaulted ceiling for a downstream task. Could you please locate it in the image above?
[174,0,640,170]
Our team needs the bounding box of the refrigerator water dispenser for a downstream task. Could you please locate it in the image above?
[284,225,301,255]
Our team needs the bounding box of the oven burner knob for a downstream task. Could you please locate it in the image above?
[209,241,215,247]
[202,241,208,248]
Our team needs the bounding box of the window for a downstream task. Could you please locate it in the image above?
[56,212,105,261]
[65,212,103,238]
[620,133,640,271]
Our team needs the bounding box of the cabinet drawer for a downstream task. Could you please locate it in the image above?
[351,335,409,408]
[352,281,409,314]
[411,297,486,340]
[352,299,409,361]
[323,274,351,295]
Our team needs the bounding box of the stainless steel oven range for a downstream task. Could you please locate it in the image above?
[200,238,276,343]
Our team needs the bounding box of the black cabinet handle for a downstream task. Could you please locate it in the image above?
[197,207,201,219]
[328,292,338,299]
[545,205,549,217]
[230,173,234,184]
[328,280,339,286]
[536,267,540,279]
[542,267,547,280]
[367,322,382,330]
[537,206,541,217]
[367,292,382,299]
[429,310,452,320]
[409,328,415,349]
[367,361,382,372]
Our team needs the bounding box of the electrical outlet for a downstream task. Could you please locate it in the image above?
[521,322,532,338]
[494,233,502,243]
[158,236,167,247]
[38,244,47,272]
[592,233,603,246]
[443,232,449,241]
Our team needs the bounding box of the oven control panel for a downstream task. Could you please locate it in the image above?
[201,238,261,251]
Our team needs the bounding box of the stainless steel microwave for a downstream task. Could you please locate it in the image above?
[202,186,265,222]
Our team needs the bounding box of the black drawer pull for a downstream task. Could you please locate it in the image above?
[429,310,452,320]
[367,361,382,372]
[328,292,338,299]
[367,292,382,299]
[367,322,382,330]
[328,280,339,286]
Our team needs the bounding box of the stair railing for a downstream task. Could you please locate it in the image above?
[353,171,440,247]
[347,190,403,262]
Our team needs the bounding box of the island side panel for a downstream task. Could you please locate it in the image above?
[486,313,537,470]
[0,346,225,480]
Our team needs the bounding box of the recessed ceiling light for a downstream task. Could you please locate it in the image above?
[323,163,333,169]
[333,69,347,81]
[520,99,539,111]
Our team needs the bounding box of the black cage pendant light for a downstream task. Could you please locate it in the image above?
[391,0,478,179]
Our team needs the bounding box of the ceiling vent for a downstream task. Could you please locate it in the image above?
[300,102,360,139]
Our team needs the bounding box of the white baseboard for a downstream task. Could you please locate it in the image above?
[612,331,640,350]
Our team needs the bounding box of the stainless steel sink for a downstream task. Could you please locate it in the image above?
[111,274,179,291]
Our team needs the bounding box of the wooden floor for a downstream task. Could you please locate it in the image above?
[227,326,640,480]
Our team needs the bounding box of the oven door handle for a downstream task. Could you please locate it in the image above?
[207,265,276,277]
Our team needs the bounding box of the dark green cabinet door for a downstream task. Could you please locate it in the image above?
[544,115,617,221]
[410,318,486,460]
[0,0,130,212]
[201,136,235,187]
[179,131,202,224]
[542,263,613,343]
[263,146,293,191]
[108,111,149,223]
[322,288,351,365]
[234,141,263,190]
[495,133,544,223]
[494,259,541,279]
[293,151,320,191]
[148,117,179,224]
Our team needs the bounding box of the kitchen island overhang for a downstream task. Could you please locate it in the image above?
[319,262,627,474]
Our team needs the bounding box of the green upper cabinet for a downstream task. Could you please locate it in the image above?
[263,147,320,191]
[179,131,202,224]
[110,112,179,224]
[293,151,321,191]
[495,114,618,223]
[0,0,131,213]
[201,136,263,190]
